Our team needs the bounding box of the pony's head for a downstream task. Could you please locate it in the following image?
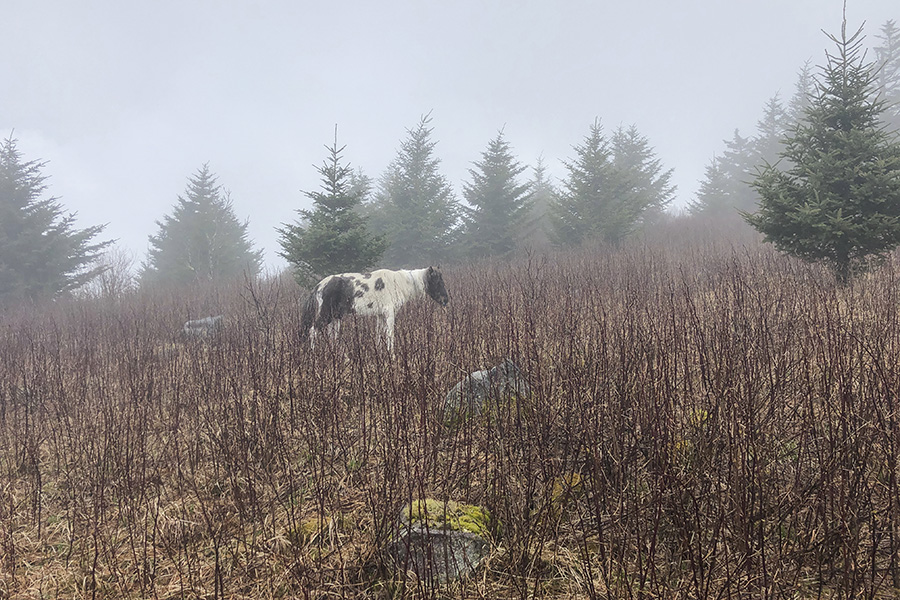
[425,266,450,306]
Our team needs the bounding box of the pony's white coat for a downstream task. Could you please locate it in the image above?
[302,267,449,352]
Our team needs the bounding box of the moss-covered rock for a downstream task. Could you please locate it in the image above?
[388,498,492,584]
[401,498,491,537]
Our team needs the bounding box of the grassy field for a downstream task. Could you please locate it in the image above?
[3,225,900,599]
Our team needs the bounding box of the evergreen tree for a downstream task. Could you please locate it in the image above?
[745,22,900,283]
[143,164,262,287]
[549,119,613,246]
[688,155,736,219]
[519,156,556,248]
[787,62,816,125]
[608,124,675,232]
[460,130,531,258]
[692,66,818,222]
[753,95,791,166]
[874,19,900,130]
[278,138,386,285]
[368,114,460,267]
[550,120,673,246]
[689,127,773,220]
[0,135,111,305]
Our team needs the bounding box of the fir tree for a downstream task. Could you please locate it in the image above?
[874,19,900,130]
[608,124,675,233]
[519,156,556,248]
[0,135,111,305]
[549,119,613,246]
[688,156,736,220]
[689,128,771,220]
[278,137,386,285]
[143,164,262,287]
[753,95,791,166]
[787,62,816,125]
[368,114,460,267]
[550,120,673,246]
[745,22,900,283]
[460,130,531,258]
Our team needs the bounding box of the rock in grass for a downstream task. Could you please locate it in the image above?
[182,315,224,339]
[443,358,531,426]
[387,499,491,584]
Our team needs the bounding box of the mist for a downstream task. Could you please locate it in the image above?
[3,0,896,269]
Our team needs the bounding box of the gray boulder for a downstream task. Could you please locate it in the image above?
[387,499,490,584]
[444,358,530,423]
[182,315,224,339]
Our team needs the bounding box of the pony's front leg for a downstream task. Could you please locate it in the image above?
[326,319,341,341]
[379,312,396,354]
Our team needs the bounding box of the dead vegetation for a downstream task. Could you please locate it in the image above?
[3,228,900,598]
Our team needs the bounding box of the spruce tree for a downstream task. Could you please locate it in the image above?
[143,164,262,287]
[689,129,760,219]
[549,119,613,246]
[608,124,675,233]
[519,156,555,248]
[688,156,736,220]
[745,22,900,283]
[874,19,900,130]
[753,95,791,166]
[691,68,814,221]
[787,62,816,125]
[460,130,531,258]
[0,135,111,305]
[550,120,673,246]
[278,138,386,285]
[368,114,460,267]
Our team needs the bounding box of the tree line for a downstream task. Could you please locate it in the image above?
[0,112,675,303]
[2,19,899,306]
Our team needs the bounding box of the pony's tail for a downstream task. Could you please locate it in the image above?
[299,291,317,340]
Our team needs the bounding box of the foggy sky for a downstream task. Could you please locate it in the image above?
[3,0,897,271]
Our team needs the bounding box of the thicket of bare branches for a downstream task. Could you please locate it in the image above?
[3,223,900,598]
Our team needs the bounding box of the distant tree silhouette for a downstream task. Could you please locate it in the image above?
[142,164,262,287]
[518,156,555,248]
[366,114,460,267]
[874,19,900,130]
[690,96,792,220]
[0,135,111,305]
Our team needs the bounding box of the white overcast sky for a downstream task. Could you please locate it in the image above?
[3,0,897,270]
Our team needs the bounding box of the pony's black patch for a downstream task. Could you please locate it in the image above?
[354,290,364,298]
[316,277,354,329]
[425,267,450,306]
[375,277,385,291]
[355,281,370,292]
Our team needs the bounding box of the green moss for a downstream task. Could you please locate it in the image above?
[288,515,335,545]
[550,472,583,506]
[403,499,491,537]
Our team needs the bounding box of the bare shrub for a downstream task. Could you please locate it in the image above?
[2,232,900,598]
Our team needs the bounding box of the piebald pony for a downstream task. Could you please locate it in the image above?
[300,266,449,352]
